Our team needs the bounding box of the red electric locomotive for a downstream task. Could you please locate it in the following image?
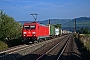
[22,22,49,43]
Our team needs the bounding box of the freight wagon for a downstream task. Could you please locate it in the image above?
[62,30,72,35]
[49,25,62,37]
[55,28,59,37]
[49,24,55,38]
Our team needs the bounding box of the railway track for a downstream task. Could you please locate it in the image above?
[18,34,71,60]
[36,35,70,60]
[18,34,82,60]
[60,35,82,60]
[0,35,67,60]
[0,42,45,60]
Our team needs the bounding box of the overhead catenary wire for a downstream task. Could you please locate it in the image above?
[19,0,35,11]
[52,0,66,18]
[1,0,34,14]
[53,0,61,12]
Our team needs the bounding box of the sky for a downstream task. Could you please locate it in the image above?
[0,0,90,21]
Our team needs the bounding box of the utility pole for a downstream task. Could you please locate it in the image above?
[30,13,38,21]
[48,19,50,24]
[74,18,76,33]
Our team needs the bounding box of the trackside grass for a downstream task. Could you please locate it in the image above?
[75,34,90,60]
[0,38,22,51]
[0,40,8,51]
[80,34,90,50]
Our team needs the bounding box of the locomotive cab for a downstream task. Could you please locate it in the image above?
[22,22,38,43]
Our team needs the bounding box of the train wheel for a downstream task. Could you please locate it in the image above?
[38,38,44,42]
[45,38,47,41]
[43,38,46,41]
[26,42,29,45]
[47,36,49,40]
[37,40,40,43]
[32,41,34,44]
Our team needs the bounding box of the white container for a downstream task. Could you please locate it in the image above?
[55,28,59,36]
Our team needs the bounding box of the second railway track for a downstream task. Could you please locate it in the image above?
[0,35,67,60]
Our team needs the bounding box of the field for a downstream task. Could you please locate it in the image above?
[74,34,90,59]
[80,34,90,50]
[77,20,90,27]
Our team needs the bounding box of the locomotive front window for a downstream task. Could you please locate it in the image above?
[24,26,30,29]
[30,25,36,29]
[24,25,36,29]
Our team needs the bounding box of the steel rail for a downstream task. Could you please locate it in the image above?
[0,35,66,54]
[56,36,70,60]
[0,42,44,56]
[36,35,70,60]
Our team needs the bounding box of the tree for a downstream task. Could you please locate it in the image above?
[0,10,22,40]
[54,24,61,28]
[77,28,90,34]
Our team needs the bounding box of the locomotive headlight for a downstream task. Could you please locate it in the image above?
[32,32,36,34]
[24,35,26,36]
[23,32,27,34]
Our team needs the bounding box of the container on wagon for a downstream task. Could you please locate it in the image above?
[55,28,59,36]
[49,24,55,36]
